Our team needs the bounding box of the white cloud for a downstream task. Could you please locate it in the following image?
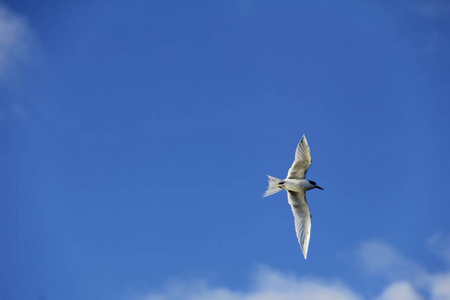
[135,267,362,300]
[428,233,450,264]
[429,274,450,300]
[0,4,34,80]
[0,4,38,121]
[376,281,423,300]
[134,239,450,300]
[357,241,450,300]
[356,241,428,286]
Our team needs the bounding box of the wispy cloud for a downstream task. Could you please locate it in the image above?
[0,4,34,81]
[358,240,450,300]
[134,266,362,300]
[376,281,423,300]
[0,4,38,121]
[356,241,427,285]
[427,233,450,264]
[134,238,450,300]
[412,0,450,18]
[429,273,450,300]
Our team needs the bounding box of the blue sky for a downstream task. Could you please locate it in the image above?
[1,1,449,299]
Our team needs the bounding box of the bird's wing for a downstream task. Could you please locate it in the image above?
[287,191,312,259]
[287,135,312,179]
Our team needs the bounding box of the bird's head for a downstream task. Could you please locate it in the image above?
[308,180,324,190]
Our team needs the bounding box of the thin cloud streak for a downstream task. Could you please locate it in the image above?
[0,3,40,121]
[0,4,34,80]
[427,233,450,264]
[413,0,450,18]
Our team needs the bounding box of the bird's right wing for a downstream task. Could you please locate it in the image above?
[287,191,312,259]
[287,135,312,179]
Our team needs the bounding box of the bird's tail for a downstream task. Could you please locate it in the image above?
[263,175,283,198]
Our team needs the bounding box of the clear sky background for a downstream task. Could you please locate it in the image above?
[1,1,449,299]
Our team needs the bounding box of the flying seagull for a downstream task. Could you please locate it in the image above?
[263,135,323,259]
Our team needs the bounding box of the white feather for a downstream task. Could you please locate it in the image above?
[287,191,312,259]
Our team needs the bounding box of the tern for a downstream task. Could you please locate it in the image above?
[263,135,323,259]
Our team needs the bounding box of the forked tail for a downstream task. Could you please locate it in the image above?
[263,175,283,197]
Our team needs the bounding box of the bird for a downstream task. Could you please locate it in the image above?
[263,134,323,259]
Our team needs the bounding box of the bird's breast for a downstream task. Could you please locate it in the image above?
[282,179,311,192]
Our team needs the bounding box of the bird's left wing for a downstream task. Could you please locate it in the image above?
[287,135,312,179]
[287,191,312,259]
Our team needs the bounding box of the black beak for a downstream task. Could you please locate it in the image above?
[315,186,324,190]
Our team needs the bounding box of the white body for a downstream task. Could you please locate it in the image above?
[281,179,316,193]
